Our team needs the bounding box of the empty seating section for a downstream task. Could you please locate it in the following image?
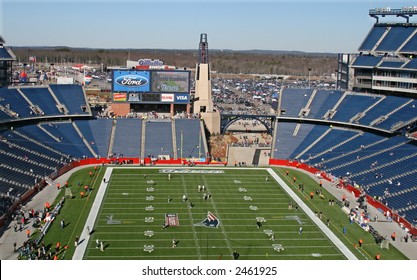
[403,58,417,69]
[323,136,407,175]
[0,110,11,122]
[0,140,55,175]
[288,125,329,159]
[0,153,54,187]
[352,153,417,187]
[16,124,68,155]
[3,131,67,164]
[375,100,417,130]
[0,165,37,188]
[306,133,386,166]
[74,119,107,157]
[358,26,387,51]
[280,89,313,117]
[0,85,92,123]
[352,56,383,67]
[49,84,88,115]
[112,118,142,158]
[40,122,93,158]
[20,87,61,115]
[0,180,25,198]
[400,32,417,52]
[0,88,32,119]
[175,119,204,158]
[367,170,417,202]
[388,188,417,209]
[357,95,411,126]
[75,119,113,157]
[332,94,381,123]
[375,26,417,52]
[308,90,343,119]
[297,129,359,160]
[378,61,405,68]
[273,122,315,159]
[144,121,173,158]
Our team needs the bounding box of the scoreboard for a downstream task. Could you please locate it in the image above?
[112,70,191,104]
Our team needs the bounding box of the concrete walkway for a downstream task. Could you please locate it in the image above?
[286,166,417,260]
[0,166,87,259]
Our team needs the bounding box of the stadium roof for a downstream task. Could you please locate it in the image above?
[0,46,16,61]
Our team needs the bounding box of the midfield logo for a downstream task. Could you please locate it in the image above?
[195,211,220,228]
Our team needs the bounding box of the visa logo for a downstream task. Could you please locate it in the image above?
[176,95,188,100]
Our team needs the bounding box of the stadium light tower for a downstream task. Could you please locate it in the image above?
[199,33,209,64]
[193,33,221,134]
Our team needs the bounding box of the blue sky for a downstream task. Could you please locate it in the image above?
[1,0,416,53]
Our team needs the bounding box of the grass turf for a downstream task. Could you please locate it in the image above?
[37,166,407,260]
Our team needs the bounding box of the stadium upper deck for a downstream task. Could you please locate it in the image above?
[338,7,417,97]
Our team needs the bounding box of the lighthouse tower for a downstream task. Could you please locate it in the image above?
[193,34,220,134]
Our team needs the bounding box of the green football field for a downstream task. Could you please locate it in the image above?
[81,167,347,260]
[35,166,407,261]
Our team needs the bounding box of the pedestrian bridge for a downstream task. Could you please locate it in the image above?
[220,114,277,134]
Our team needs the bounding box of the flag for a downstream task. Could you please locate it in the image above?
[195,211,220,228]
[207,211,217,221]
[202,211,220,227]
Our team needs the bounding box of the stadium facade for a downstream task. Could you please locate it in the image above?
[337,7,417,98]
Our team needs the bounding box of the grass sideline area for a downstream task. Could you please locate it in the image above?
[28,166,407,260]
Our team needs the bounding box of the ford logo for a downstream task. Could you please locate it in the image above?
[115,75,148,87]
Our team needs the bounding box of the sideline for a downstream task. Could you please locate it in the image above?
[72,167,113,260]
[267,168,358,260]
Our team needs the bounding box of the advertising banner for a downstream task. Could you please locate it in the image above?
[161,93,174,102]
[174,93,190,103]
[141,93,160,102]
[127,93,140,102]
[113,92,127,102]
[112,70,150,92]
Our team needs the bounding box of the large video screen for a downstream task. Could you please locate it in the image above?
[151,71,190,93]
[112,70,191,104]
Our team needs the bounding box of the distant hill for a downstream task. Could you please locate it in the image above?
[10,46,338,76]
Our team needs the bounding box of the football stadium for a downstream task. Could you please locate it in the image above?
[1,6,417,263]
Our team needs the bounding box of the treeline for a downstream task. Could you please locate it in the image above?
[11,47,338,76]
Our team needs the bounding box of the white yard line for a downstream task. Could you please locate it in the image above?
[72,167,113,260]
[267,168,357,260]
[72,166,356,260]
[180,175,203,259]
[201,176,235,258]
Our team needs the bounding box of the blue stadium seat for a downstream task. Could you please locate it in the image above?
[358,26,387,52]
[175,119,205,158]
[144,121,173,159]
[75,119,113,158]
[112,118,142,158]
[20,87,62,116]
[280,89,313,117]
[0,88,32,119]
[49,84,89,115]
